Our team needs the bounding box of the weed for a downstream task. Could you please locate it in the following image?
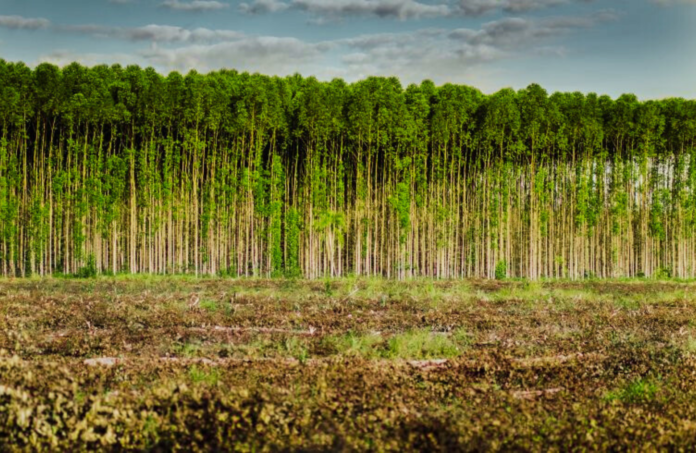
[654,267,673,280]
[325,331,383,359]
[604,377,659,404]
[613,297,642,311]
[451,327,472,348]
[384,329,463,360]
[75,254,98,279]
[188,365,220,385]
[173,341,202,358]
[682,336,696,355]
[75,390,87,405]
[199,299,218,312]
[495,261,507,280]
[324,279,334,297]
[279,336,309,362]
[142,415,160,446]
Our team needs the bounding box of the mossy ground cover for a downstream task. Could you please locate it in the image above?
[2,277,696,450]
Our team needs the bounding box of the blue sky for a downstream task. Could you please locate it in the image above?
[0,0,694,98]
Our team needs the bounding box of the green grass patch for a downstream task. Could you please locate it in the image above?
[612,297,643,311]
[604,377,660,404]
[385,328,469,360]
[324,331,384,359]
[278,336,310,363]
[172,340,203,358]
[199,299,218,312]
[321,328,471,360]
[188,365,220,386]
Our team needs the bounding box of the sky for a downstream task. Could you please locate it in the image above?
[0,0,694,99]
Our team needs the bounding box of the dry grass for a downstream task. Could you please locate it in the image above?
[2,277,696,450]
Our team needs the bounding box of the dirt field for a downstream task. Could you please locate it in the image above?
[2,277,696,450]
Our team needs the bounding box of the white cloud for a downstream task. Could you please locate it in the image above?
[0,15,50,30]
[61,24,244,43]
[160,0,229,11]
[28,7,617,89]
[98,10,609,84]
[140,37,331,74]
[454,0,568,16]
[336,11,614,82]
[445,11,616,49]
[291,0,449,20]
[239,0,289,13]
[236,0,600,20]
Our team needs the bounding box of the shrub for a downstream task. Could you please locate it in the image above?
[75,254,98,279]
[495,260,507,280]
[604,378,659,404]
[654,267,672,280]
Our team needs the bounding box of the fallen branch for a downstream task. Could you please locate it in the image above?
[512,387,564,400]
[407,359,449,371]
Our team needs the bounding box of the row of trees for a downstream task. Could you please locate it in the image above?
[2,60,696,279]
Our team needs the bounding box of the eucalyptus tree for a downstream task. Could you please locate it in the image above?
[2,61,696,279]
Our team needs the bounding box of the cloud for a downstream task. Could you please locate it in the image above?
[445,10,617,49]
[61,24,244,43]
[160,0,229,11]
[140,37,331,74]
[0,15,51,30]
[29,6,616,88]
[239,0,289,14]
[454,0,570,16]
[337,10,615,82]
[238,0,600,20]
[340,28,501,80]
[291,0,450,20]
[96,9,609,84]
[1,16,241,45]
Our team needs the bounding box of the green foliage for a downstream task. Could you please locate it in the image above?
[270,156,285,277]
[188,365,220,386]
[285,208,301,278]
[604,378,660,404]
[173,341,202,358]
[0,60,694,280]
[654,267,672,280]
[323,328,470,360]
[389,182,411,244]
[75,254,98,279]
[324,331,384,359]
[278,337,309,364]
[495,261,507,280]
[323,278,334,296]
[199,299,218,312]
[384,329,466,360]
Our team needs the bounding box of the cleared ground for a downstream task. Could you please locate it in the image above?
[2,277,696,450]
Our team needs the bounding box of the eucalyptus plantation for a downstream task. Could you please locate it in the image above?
[2,60,696,279]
